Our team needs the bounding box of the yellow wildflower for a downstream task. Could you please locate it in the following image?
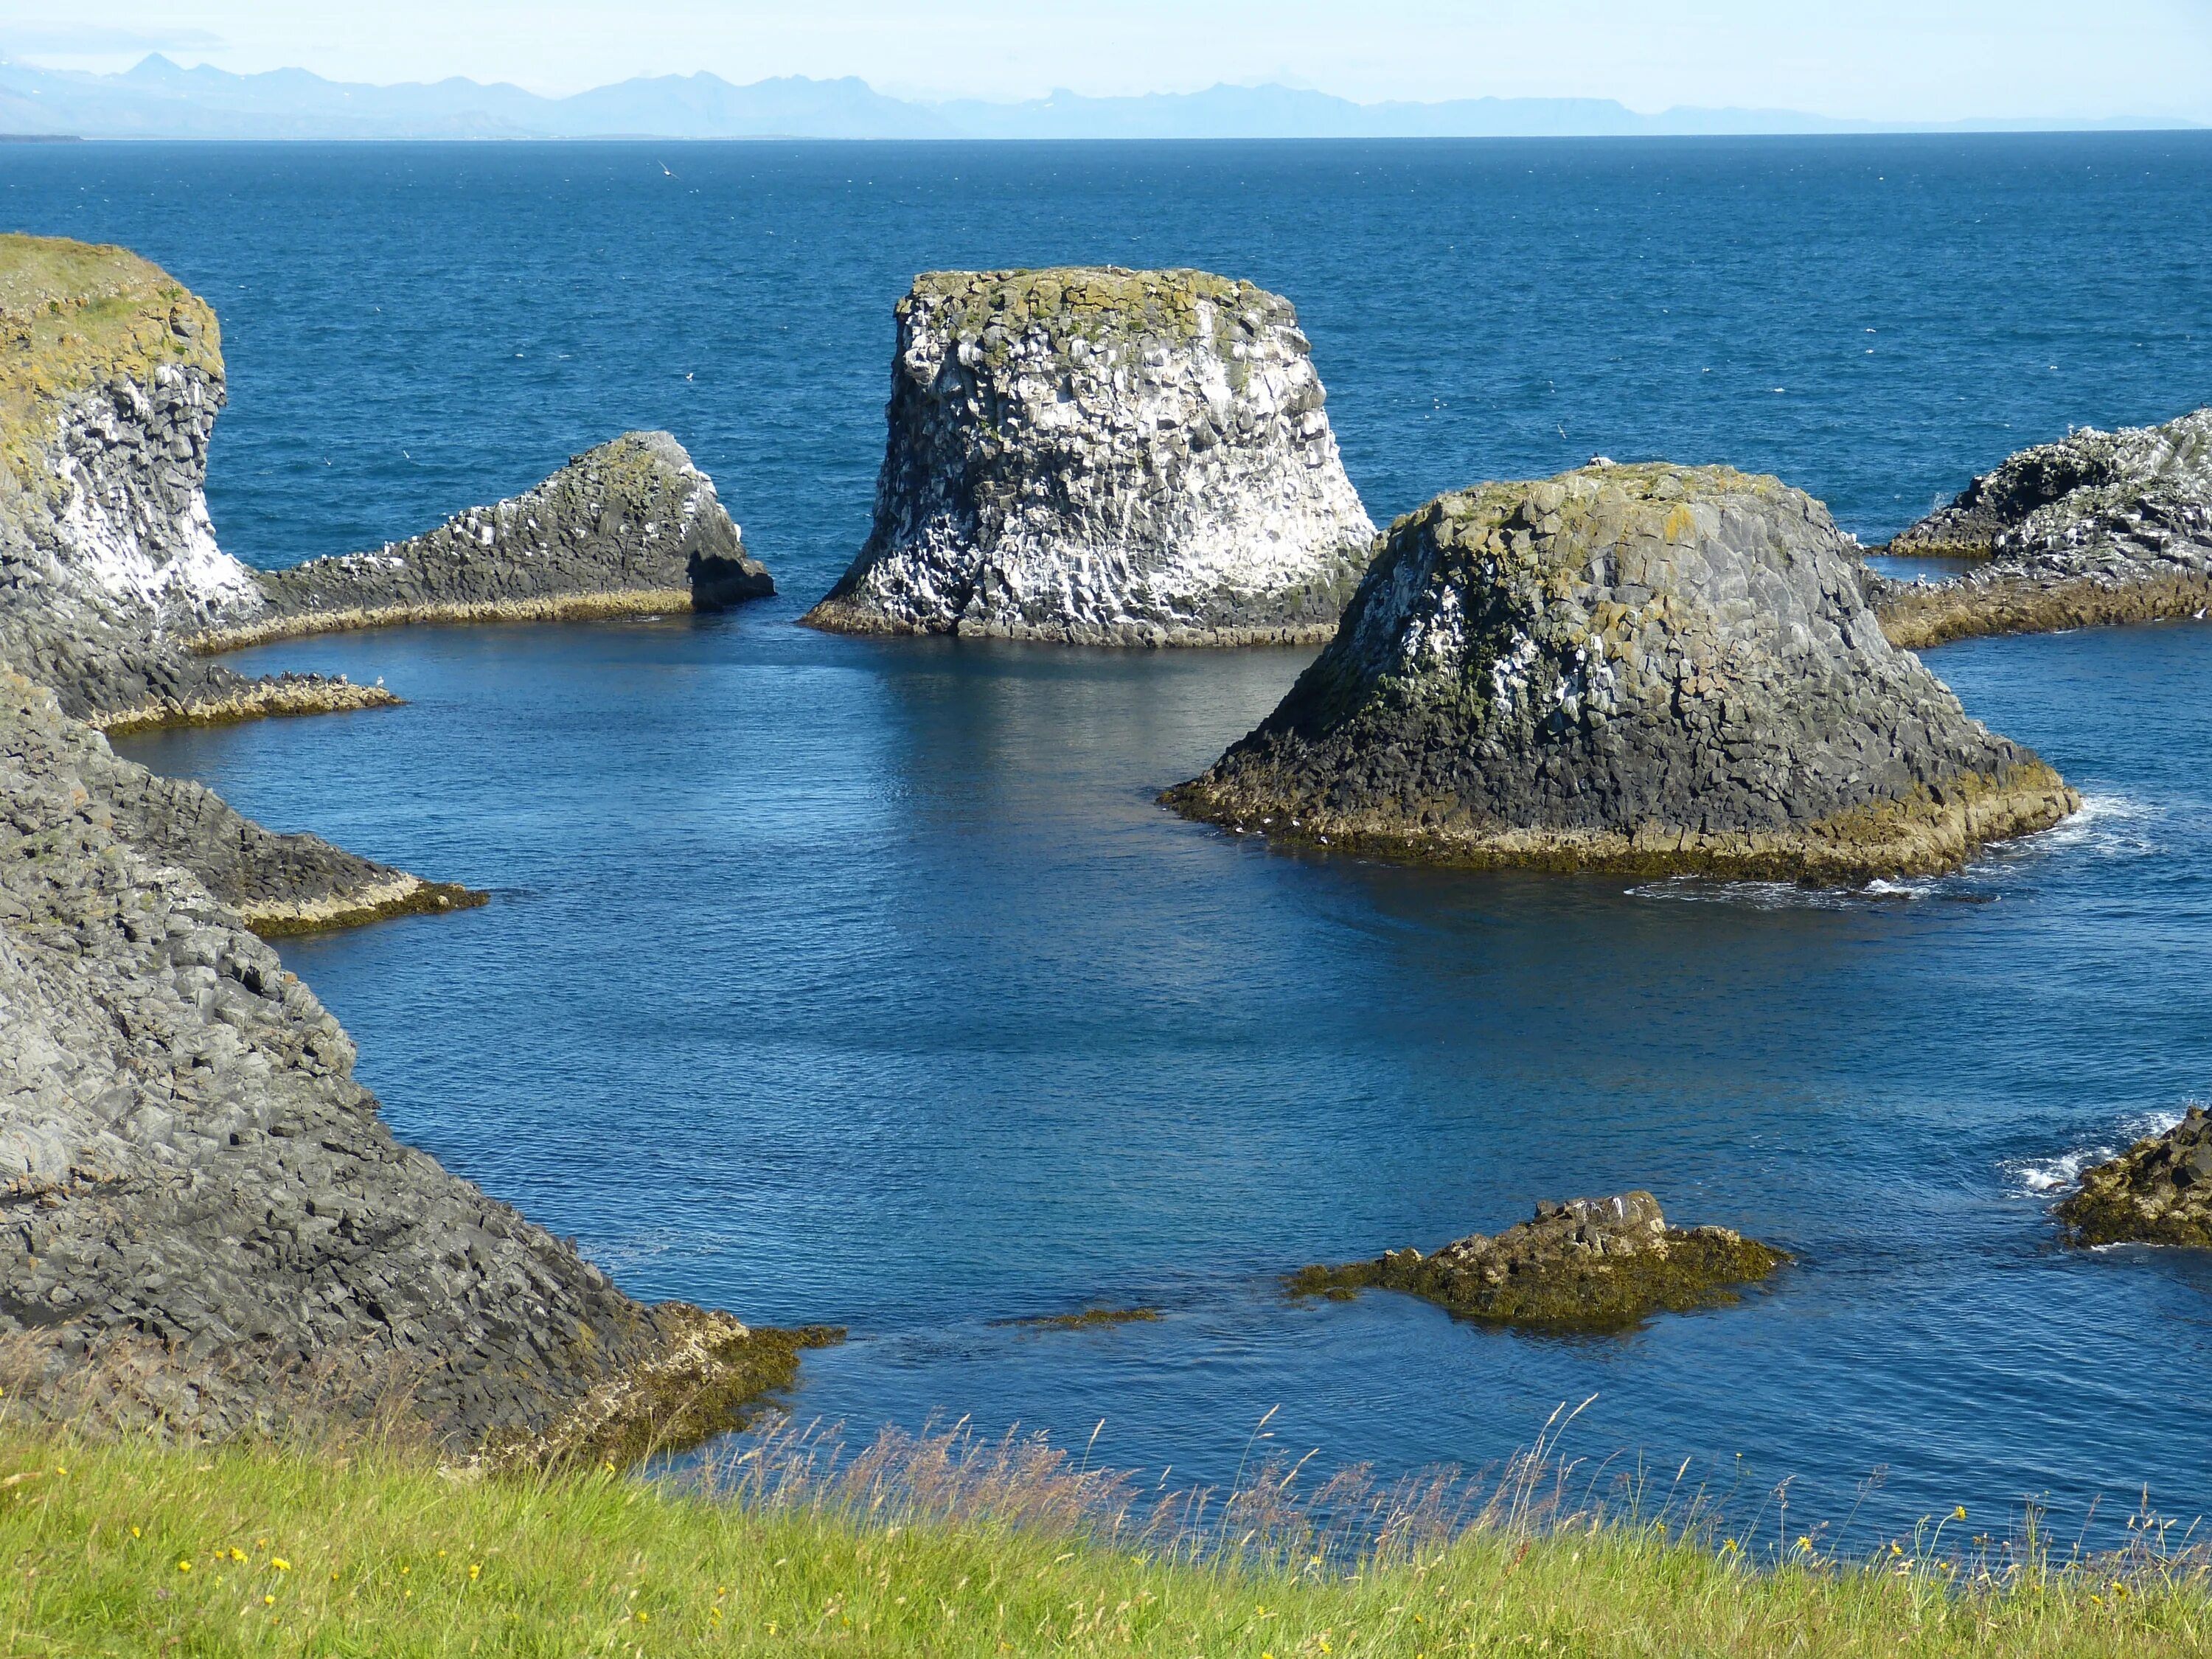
[131,1526,141,1539]
[1952,1506,1966,1521]
[469,1562,481,1582]
[263,1594,275,1607]
[271,1559,291,1572]
[177,1560,192,1573]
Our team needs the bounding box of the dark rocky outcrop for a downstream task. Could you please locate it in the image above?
[804,267,1374,644]
[1877,407,2212,649]
[0,667,799,1454]
[1290,1192,1787,1330]
[1168,462,2078,880]
[2058,1108,2212,1248]
[193,431,773,653]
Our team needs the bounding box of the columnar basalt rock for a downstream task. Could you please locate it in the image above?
[804,267,1376,644]
[2057,1108,2212,1248]
[1290,1192,1787,1330]
[194,431,773,653]
[1877,408,2212,649]
[0,669,796,1452]
[1168,462,2078,881]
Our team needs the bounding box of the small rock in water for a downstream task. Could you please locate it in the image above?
[2058,1107,2212,1248]
[1288,1190,1789,1330]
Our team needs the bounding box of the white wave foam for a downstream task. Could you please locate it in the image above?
[1625,875,1935,911]
[2004,1105,2191,1197]
[1995,792,2162,863]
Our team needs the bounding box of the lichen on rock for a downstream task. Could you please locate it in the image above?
[2057,1107,2212,1249]
[1290,1192,1787,1331]
[1876,407,2212,648]
[1168,462,2078,880]
[804,266,1375,645]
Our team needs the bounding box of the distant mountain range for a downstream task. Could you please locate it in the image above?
[0,55,2197,142]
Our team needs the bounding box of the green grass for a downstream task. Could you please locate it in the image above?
[1,1424,2207,1657]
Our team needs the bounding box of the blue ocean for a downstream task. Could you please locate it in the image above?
[12,134,2211,1540]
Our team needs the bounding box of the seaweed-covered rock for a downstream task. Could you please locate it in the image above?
[2058,1108,2212,1248]
[1169,462,2077,880]
[0,667,790,1453]
[1290,1192,1787,1330]
[196,431,772,652]
[1878,408,2212,648]
[804,267,1374,644]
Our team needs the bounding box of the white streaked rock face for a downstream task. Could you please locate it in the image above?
[43,364,265,632]
[805,267,1376,646]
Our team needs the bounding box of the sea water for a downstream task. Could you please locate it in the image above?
[10,134,2208,1537]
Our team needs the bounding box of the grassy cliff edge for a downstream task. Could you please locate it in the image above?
[0,1425,2202,1656]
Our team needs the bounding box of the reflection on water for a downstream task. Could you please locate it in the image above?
[118,610,2212,1540]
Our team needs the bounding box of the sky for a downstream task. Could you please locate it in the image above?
[2,1,2210,122]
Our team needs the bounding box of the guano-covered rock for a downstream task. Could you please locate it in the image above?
[804,267,1376,645]
[1169,462,2078,880]
[1877,406,2212,649]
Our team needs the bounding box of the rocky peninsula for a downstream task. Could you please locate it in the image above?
[1168,462,2078,880]
[2057,1109,2212,1248]
[1291,1192,1787,1330]
[0,234,809,1459]
[1876,406,2212,649]
[192,430,773,654]
[804,267,1375,645]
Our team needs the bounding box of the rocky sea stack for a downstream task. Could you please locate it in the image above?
[194,430,773,653]
[2057,1108,2212,1248]
[1169,462,2078,880]
[1877,407,2212,649]
[804,267,1375,645]
[1291,1192,1787,1330]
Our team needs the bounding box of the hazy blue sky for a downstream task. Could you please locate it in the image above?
[3,1,2209,120]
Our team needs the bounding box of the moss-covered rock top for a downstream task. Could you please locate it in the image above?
[0,233,221,491]
[903,265,1288,363]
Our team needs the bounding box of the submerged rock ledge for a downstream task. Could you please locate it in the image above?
[805,266,1374,645]
[1292,1192,1787,1330]
[1170,462,2076,880]
[1876,406,2212,649]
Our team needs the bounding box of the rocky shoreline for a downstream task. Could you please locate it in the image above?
[1874,406,2212,650]
[1169,462,2077,880]
[0,234,812,1461]
[805,267,1374,644]
[1292,1192,1787,1330]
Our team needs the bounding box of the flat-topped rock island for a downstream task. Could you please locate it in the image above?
[804,266,1376,645]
